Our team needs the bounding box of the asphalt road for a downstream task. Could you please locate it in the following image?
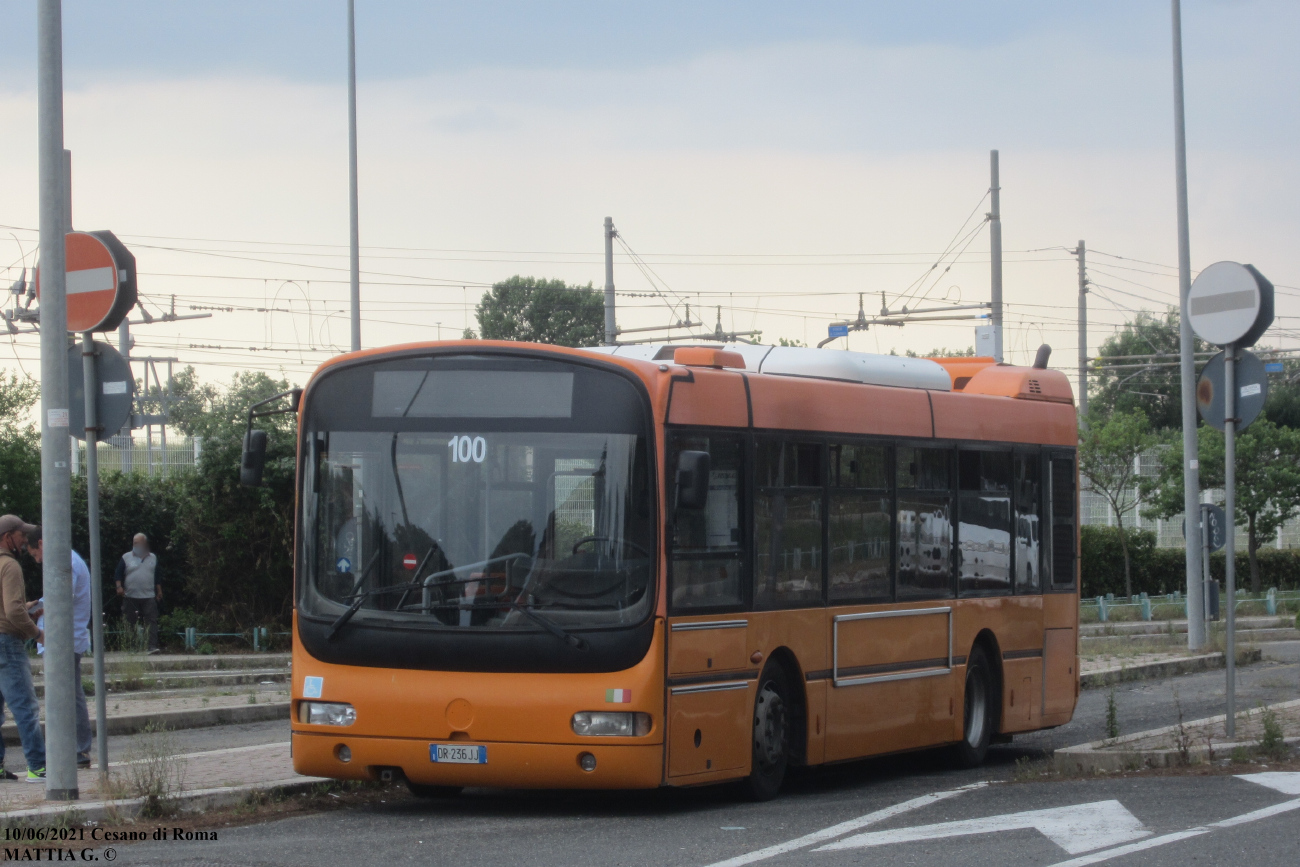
[102,643,1300,867]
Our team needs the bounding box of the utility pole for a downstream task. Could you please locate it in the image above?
[38,0,78,801]
[1075,241,1088,419]
[1172,0,1205,648]
[603,216,616,345]
[1223,344,1238,736]
[989,150,1003,363]
[347,0,361,352]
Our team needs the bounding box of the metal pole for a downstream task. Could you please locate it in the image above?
[989,150,1003,363]
[64,150,78,480]
[1076,240,1088,419]
[1172,0,1205,648]
[117,319,131,473]
[603,217,616,345]
[1224,344,1237,738]
[347,0,361,353]
[38,0,78,801]
[1202,502,1212,622]
[81,334,108,778]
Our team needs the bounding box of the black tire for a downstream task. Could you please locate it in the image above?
[745,664,791,801]
[954,645,996,768]
[406,782,464,799]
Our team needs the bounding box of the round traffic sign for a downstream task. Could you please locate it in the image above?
[67,340,134,440]
[35,230,138,333]
[403,553,418,570]
[1188,261,1274,347]
[1196,349,1268,432]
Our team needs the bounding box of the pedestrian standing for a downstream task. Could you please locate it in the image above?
[28,526,95,768]
[115,533,162,655]
[0,514,46,782]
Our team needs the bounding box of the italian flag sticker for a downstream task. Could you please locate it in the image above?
[606,689,632,703]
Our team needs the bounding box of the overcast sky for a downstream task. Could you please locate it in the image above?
[0,1,1296,385]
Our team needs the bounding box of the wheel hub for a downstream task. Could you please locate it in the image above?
[753,684,787,767]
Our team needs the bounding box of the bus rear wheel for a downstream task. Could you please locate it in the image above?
[746,664,791,801]
[406,782,464,799]
[954,645,996,768]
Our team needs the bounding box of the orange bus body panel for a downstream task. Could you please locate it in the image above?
[666,368,749,428]
[748,376,932,438]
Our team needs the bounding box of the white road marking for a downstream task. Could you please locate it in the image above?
[816,800,1148,856]
[698,782,986,867]
[1042,797,1300,867]
[1237,771,1300,795]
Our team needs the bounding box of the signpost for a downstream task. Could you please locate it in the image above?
[40,233,136,781]
[1188,261,1275,739]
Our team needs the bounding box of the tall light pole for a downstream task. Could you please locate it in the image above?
[1075,241,1088,420]
[989,150,1003,363]
[1172,0,1205,648]
[37,0,78,801]
[347,0,361,352]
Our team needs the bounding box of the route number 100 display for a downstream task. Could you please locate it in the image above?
[448,435,487,463]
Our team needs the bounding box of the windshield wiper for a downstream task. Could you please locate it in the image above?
[325,551,384,640]
[505,601,589,652]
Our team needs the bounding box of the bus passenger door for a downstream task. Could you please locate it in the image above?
[665,427,754,780]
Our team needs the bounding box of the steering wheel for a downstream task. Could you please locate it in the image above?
[570,536,650,559]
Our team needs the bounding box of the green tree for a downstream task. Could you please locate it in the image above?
[1144,419,1300,593]
[1079,408,1157,597]
[0,373,40,521]
[1262,357,1300,428]
[1089,309,1211,431]
[475,275,604,347]
[170,370,299,627]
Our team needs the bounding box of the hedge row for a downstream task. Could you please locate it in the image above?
[1081,525,1300,598]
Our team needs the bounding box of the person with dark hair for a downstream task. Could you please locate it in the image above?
[114,533,162,654]
[0,514,45,782]
[28,525,94,768]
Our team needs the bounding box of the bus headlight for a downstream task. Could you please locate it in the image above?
[300,701,356,726]
[571,712,652,737]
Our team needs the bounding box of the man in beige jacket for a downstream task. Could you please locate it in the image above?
[0,514,45,781]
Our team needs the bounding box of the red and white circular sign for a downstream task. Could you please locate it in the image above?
[35,231,137,333]
[403,553,418,570]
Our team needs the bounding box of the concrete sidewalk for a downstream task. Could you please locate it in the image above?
[0,741,319,822]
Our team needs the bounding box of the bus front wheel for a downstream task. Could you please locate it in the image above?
[746,664,791,801]
[954,645,996,768]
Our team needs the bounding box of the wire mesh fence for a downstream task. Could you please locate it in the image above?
[71,435,202,477]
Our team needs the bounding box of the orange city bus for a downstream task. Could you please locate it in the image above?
[246,340,1079,799]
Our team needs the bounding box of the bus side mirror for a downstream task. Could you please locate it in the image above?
[675,451,710,510]
[240,429,268,487]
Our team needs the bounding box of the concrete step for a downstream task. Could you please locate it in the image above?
[2,701,290,746]
[1079,616,1293,637]
[28,651,291,676]
[30,668,291,699]
[1081,627,1300,646]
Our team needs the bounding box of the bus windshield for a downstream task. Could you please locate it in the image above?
[299,356,654,644]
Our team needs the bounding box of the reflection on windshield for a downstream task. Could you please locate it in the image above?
[306,430,652,630]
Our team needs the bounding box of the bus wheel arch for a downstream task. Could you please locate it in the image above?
[764,647,807,765]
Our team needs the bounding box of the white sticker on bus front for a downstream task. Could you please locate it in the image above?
[303,676,323,698]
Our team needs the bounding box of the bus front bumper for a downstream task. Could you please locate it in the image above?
[292,731,664,790]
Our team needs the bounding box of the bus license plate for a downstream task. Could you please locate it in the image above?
[430,744,487,764]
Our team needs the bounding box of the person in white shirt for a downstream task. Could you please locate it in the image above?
[28,526,95,768]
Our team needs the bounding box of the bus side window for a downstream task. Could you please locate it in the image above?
[669,433,745,611]
[957,450,1013,596]
[897,446,954,600]
[754,439,825,609]
[828,443,892,603]
[1014,450,1042,594]
[1047,453,1078,592]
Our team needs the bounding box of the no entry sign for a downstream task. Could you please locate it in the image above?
[35,230,137,333]
[1187,261,1274,348]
